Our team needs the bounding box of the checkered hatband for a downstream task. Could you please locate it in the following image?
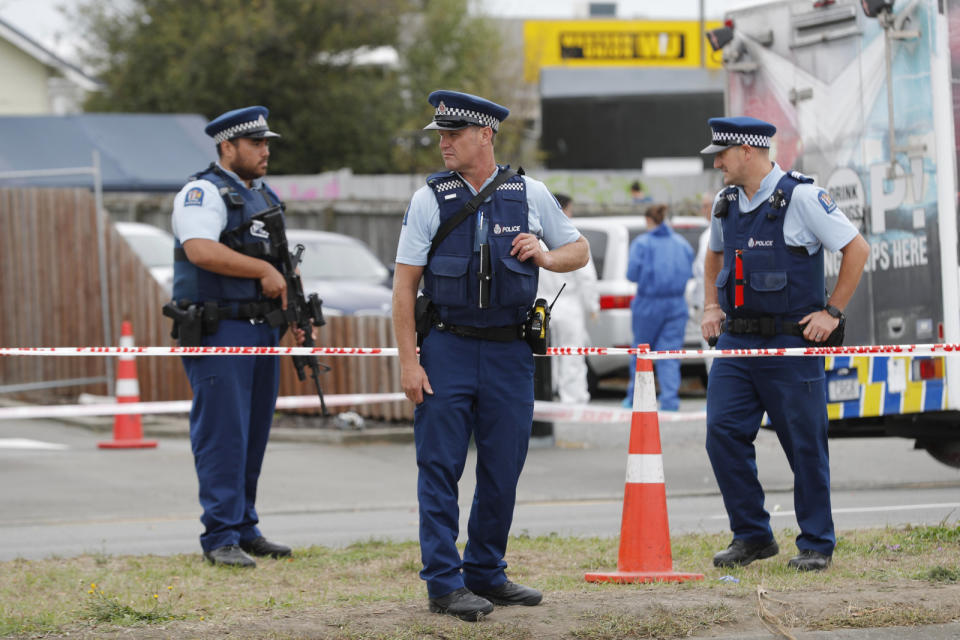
[212,115,271,144]
[434,179,466,192]
[434,105,501,131]
[711,130,771,148]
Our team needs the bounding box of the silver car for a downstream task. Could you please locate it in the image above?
[115,221,176,294]
[286,229,393,316]
[573,215,708,390]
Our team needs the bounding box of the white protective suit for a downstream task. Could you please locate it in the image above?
[689,226,714,373]
[537,242,599,404]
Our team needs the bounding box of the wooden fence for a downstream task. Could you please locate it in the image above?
[0,188,411,421]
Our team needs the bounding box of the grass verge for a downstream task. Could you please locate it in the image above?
[0,524,958,639]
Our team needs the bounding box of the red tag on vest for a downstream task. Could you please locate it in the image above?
[734,249,744,308]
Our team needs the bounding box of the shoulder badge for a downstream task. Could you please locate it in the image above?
[184,187,204,207]
[789,170,814,184]
[818,190,838,213]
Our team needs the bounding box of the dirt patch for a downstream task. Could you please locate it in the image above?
[37,581,960,639]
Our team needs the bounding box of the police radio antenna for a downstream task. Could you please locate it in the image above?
[549,283,566,311]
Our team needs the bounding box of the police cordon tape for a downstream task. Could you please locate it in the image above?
[1,342,947,422]
[0,395,704,423]
[3,343,960,358]
[0,393,404,421]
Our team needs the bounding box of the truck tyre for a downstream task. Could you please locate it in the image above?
[917,439,960,469]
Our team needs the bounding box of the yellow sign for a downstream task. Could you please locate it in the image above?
[523,20,724,82]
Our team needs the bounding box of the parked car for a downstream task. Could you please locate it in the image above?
[572,215,708,391]
[286,229,393,316]
[115,222,392,315]
[115,221,175,294]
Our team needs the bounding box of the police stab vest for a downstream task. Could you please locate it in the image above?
[172,164,285,303]
[422,167,537,327]
[715,172,825,320]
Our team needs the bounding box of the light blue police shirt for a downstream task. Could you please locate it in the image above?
[395,168,582,267]
[708,163,858,255]
[171,164,267,243]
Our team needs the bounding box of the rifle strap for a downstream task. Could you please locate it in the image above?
[428,169,518,259]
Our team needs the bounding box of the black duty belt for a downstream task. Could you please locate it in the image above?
[169,300,280,321]
[434,321,523,342]
[725,317,805,337]
[215,301,281,320]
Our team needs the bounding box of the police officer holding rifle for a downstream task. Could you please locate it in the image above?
[167,106,324,568]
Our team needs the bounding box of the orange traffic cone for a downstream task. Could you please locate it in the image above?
[98,320,157,449]
[584,345,702,583]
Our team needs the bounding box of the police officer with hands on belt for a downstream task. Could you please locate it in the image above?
[170,106,306,568]
[393,90,590,621]
[700,116,869,571]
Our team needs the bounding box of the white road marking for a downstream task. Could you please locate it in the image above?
[708,502,960,519]
[0,438,69,450]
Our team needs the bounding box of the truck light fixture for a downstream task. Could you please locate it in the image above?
[912,357,945,381]
[706,26,734,52]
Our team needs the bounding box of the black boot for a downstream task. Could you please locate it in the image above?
[713,538,779,568]
[428,588,494,621]
[474,580,543,606]
[788,549,831,571]
[203,544,256,568]
[239,536,292,558]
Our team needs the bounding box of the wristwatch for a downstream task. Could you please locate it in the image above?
[824,304,844,320]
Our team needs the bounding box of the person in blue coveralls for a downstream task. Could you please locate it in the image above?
[170,106,304,568]
[392,90,590,621]
[623,203,694,410]
[699,116,869,572]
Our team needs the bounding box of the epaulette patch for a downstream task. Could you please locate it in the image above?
[789,170,814,184]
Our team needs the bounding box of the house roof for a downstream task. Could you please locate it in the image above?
[0,113,217,191]
[0,17,101,92]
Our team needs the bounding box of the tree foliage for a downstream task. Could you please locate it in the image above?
[71,0,531,175]
[393,0,532,172]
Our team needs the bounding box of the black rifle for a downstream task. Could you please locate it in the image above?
[254,207,331,416]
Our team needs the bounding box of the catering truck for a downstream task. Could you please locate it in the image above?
[709,0,960,467]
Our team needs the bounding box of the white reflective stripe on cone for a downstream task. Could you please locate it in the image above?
[634,371,657,410]
[625,453,665,484]
[115,378,140,397]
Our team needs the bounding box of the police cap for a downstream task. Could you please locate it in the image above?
[205,106,282,144]
[423,90,509,133]
[700,116,776,154]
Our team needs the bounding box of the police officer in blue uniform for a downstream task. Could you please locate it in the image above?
[171,106,298,568]
[623,203,694,410]
[700,117,869,571]
[393,90,590,620]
